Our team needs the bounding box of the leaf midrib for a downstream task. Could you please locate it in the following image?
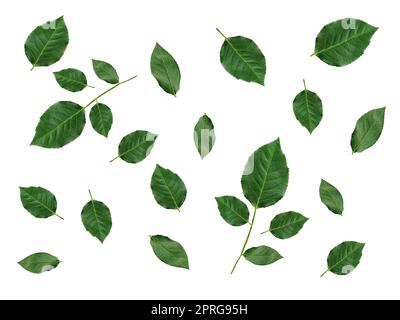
[22,189,55,215]
[314,29,376,56]
[224,37,263,84]
[219,200,248,224]
[56,73,86,87]
[328,246,362,273]
[118,139,152,160]
[270,218,306,232]
[90,199,104,240]
[159,52,176,96]
[157,168,180,210]
[32,22,60,68]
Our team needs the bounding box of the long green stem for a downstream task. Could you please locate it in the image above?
[230,206,258,274]
[83,75,138,110]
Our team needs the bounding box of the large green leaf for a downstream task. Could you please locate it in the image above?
[150,235,189,269]
[312,18,378,67]
[151,164,187,211]
[25,16,69,70]
[319,179,344,215]
[351,107,385,154]
[267,211,308,239]
[81,191,112,243]
[18,252,60,274]
[19,186,61,219]
[241,138,289,208]
[53,68,89,92]
[112,130,157,163]
[217,29,266,85]
[194,114,216,159]
[292,80,323,133]
[92,59,119,84]
[215,196,249,226]
[31,101,86,148]
[89,102,113,138]
[150,43,181,96]
[243,246,282,266]
[322,241,365,276]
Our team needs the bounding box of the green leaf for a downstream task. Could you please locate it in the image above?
[217,28,266,85]
[53,68,89,92]
[215,196,249,226]
[312,18,378,67]
[319,179,344,215]
[18,252,60,274]
[293,80,323,133]
[151,164,187,211]
[150,235,189,269]
[241,138,289,208]
[92,59,119,84]
[81,190,112,243]
[19,186,63,220]
[89,102,113,138]
[111,130,157,164]
[243,246,282,266]
[31,101,86,148]
[25,16,69,70]
[194,114,216,159]
[267,211,308,239]
[351,107,385,154]
[322,241,365,276]
[150,43,181,96]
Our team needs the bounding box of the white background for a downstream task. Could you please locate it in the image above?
[0,0,398,300]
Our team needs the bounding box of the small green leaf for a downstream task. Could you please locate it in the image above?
[194,114,216,159]
[351,107,385,154]
[18,252,60,274]
[111,130,157,164]
[25,16,69,70]
[217,28,266,85]
[293,80,323,133]
[312,18,378,67]
[19,186,63,220]
[150,235,189,269]
[267,211,308,239]
[321,241,365,277]
[243,246,282,266]
[150,43,181,96]
[241,138,289,208]
[92,59,119,84]
[81,190,112,243]
[151,164,187,211]
[319,179,344,215]
[89,102,113,138]
[215,196,249,226]
[31,101,86,148]
[53,68,89,92]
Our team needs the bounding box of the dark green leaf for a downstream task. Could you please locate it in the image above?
[241,138,289,208]
[25,16,69,70]
[313,18,378,67]
[243,246,282,266]
[53,68,89,92]
[19,186,61,219]
[215,196,249,226]
[112,130,157,164]
[293,80,323,133]
[81,191,112,243]
[151,164,187,211]
[150,235,189,269]
[18,252,60,274]
[319,179,344,215]
[323,241,365,276]
[268,211,308,239]
[31,101,86,148]
[194,114,215,159]
[89,102,113,138]
[351,107,385,154]
[150,43,181,96]
[217,29,266,85]
[92,59,119,84]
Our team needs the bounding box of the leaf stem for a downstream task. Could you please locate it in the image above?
[320,269,329,277]
[260,229,270,235]
[109,155,120,163]
[88,189,94,201]
[303,79,307,91]
[83,75,138,110]
[54,213,64,220]
[230,206,258,274]
[216,28,228,39]
[86,84,95,89]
